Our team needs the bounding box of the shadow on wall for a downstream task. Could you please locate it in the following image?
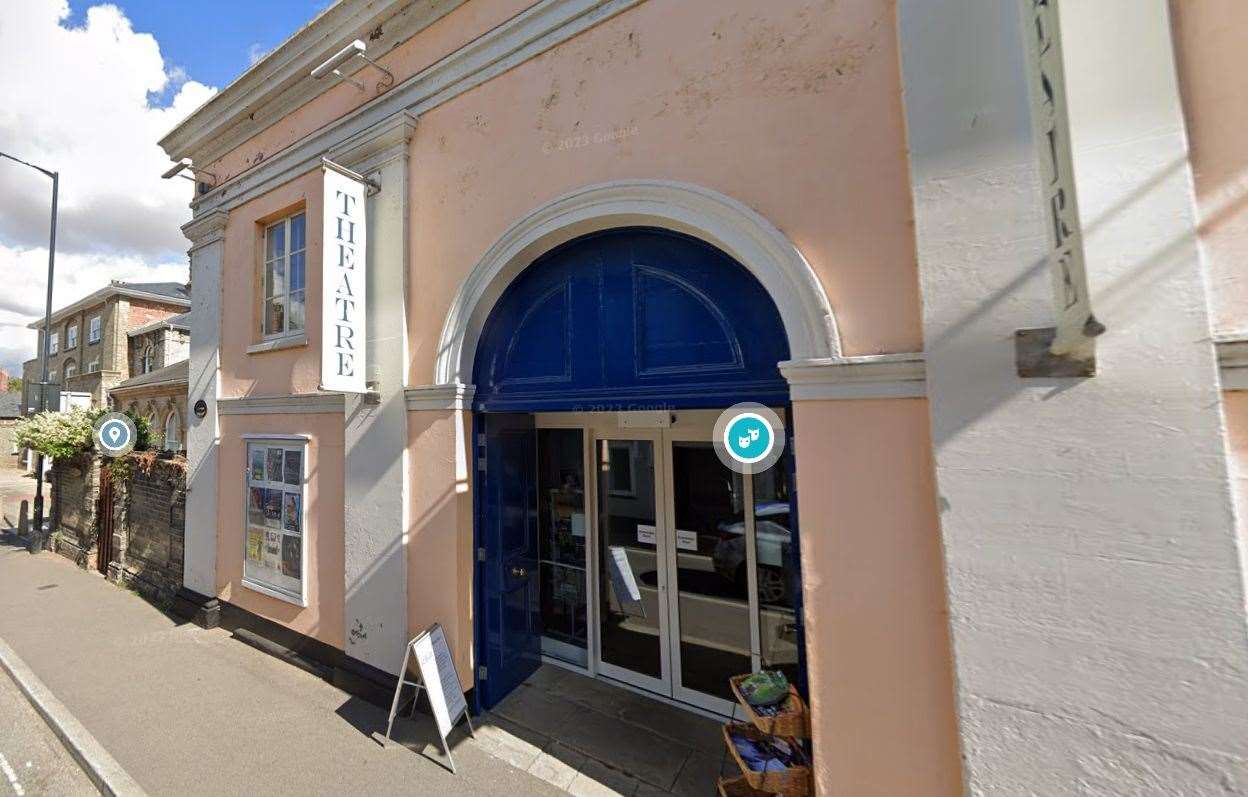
[923,156,1230,451]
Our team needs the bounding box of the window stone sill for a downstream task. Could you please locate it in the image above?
[247,333,307,355]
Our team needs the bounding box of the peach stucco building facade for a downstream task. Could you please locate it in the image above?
[162,0,1248,794]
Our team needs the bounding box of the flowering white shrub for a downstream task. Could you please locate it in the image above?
[15,408,152,459]
[15,408,100,459]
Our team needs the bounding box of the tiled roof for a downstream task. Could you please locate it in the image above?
[27,281,191,329]
[128,311,192,337]
[110,359,189,392]
[114,282,189,302]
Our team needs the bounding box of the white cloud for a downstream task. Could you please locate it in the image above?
[248,43,269,65]
[0,245,188,376]
[0,1,217,377]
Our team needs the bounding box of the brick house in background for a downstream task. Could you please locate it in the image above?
[21,282,190,412]
[0,369,9,393]
[109,312,191,451]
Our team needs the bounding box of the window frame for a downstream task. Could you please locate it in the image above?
[607,441,638,497]
[141,344,154,374]
[86,360,99,374]
[63,359,77,379]
[48,331,58,355]
[66,323,78,350]
[241,436,308,606]
[88,315,101,344]
[261,212,307,340]
[163,410,181,452]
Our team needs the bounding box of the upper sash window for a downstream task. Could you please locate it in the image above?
[262,213,307,338]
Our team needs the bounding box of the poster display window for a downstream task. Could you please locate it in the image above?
[244,440,305,602]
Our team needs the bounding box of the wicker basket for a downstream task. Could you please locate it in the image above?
[722,722,812,796]
[729,674,810,738]
[718,774,783,797]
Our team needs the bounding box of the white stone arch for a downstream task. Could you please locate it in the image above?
[163,406,183,451]
[432,180,840,388]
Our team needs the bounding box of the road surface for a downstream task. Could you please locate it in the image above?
[0,668,95,796]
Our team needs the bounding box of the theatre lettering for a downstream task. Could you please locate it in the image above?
[321,162,367,393]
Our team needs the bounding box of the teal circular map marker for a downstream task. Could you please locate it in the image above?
[93,412,137,458]
[724,412,773,464]
[713,404,785,473]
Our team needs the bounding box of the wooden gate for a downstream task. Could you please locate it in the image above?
[97,466,114,575]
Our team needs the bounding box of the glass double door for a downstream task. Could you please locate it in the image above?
[536,411,796,717]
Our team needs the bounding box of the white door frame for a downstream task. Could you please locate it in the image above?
[589,423,673,698]
[534,410,766,717]
[661,411,758,717]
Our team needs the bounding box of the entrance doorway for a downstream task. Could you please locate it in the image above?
[529,411,797,717]
[471,227,800,715]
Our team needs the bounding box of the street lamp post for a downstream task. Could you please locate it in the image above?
[1,152,58,553]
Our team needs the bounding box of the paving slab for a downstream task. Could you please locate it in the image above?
[562,703,691,790]
[668,749,737,797]
[492,679,586,740]
[493,666,730,795]
[526,743,587,791]
[615,697,725,757]
[567,758,640,797]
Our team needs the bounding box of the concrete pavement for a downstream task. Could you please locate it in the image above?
[0,459,35,533]
[0,535,570,796]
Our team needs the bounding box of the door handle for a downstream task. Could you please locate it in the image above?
[511,566,528,578]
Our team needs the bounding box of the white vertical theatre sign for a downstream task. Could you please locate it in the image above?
[1019,0,1103,359]
[321,160,368,393]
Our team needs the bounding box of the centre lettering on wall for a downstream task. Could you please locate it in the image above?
[321,160,369,393]
[1019,0,1103,358]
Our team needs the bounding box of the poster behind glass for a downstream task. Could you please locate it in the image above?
[244,442,303,599]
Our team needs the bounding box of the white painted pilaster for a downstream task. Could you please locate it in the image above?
[331,111,415,675]
[182,209,227,600]
[898,0,1248,791]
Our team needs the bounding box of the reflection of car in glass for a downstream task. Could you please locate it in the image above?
[712,502,792,605]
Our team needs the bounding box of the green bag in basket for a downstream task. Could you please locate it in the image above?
[738,670,790,707]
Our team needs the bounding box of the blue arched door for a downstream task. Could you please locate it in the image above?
[473,228,791,411]
[473,228,799,710]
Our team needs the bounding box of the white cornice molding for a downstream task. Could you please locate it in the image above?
[160,0,465,165]
[182,0,644,217]
[328,110,418,176]
[405,383,475,411]
[779,341,1247,398]
[218,393,346,415]
[1217,336,1248,391]
[182,208,229,250]
[26,287,190,330]
[780,353,927,400]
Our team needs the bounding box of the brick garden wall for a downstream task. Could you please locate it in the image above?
[111,457,186,603]
[51,454,101,570]
[50,452,186,603]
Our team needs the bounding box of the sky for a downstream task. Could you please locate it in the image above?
[0,1,326,378]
